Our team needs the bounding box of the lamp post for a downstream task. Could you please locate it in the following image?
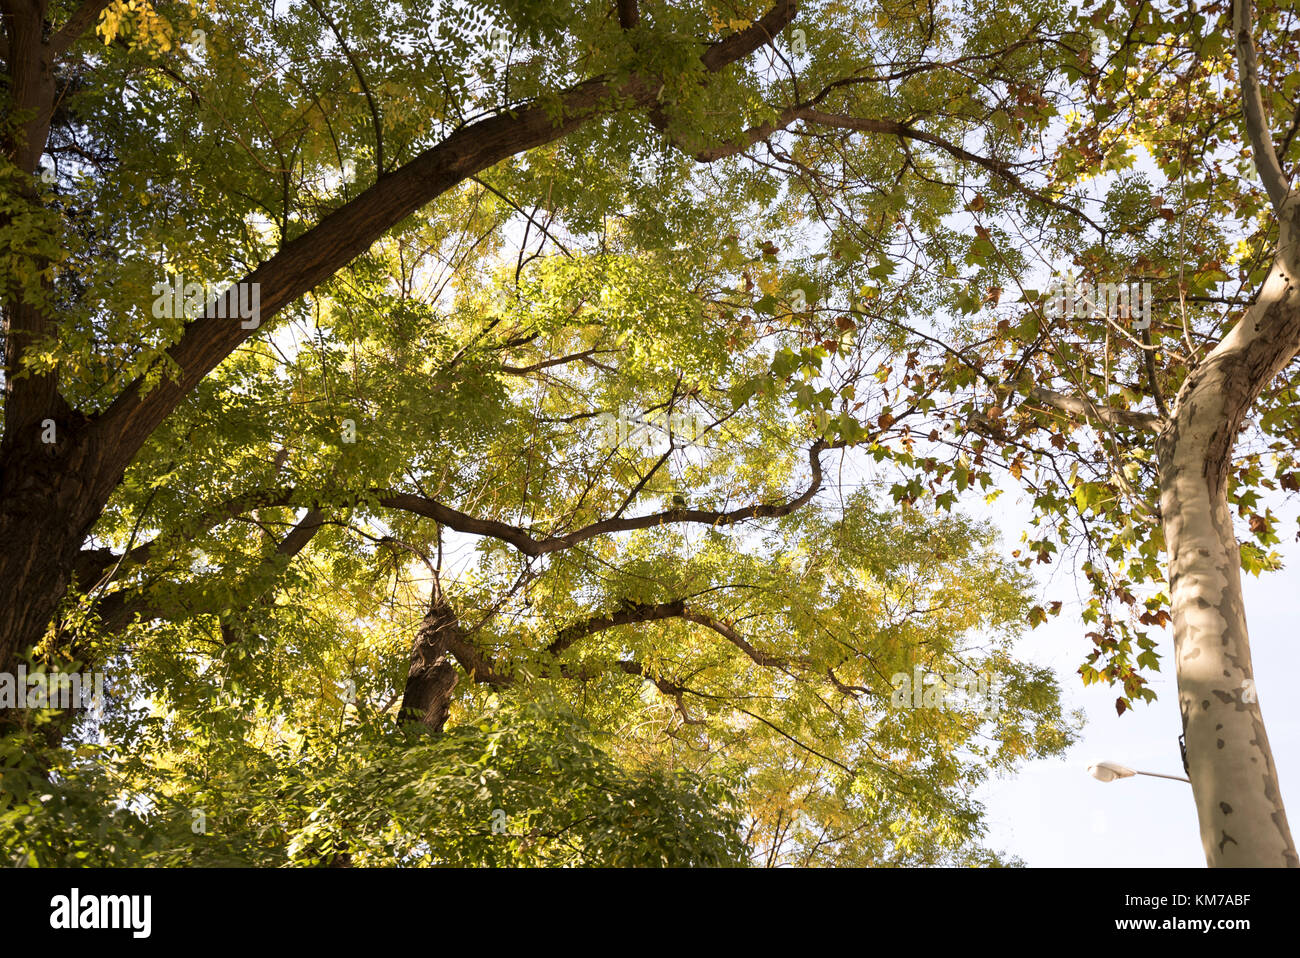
[1087,760,1190,784]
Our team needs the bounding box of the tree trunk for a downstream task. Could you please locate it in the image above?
[1156,193,1300,867]
[0,428,119,677]
[397,589,463,732]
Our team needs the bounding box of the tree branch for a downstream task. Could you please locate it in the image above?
[1234,0,1291,212]
[73,491,298,585]
[617,660,706,723]
[443,631,511,687]
[1026,384,1161,431]
[646,1,798,145]
[681,609,791,668]
[700,1,796,73]
[499,348,607,374]
[305,0,385,176]
[90,2,798,478]
[547,599,687,655]
[92,506,327,634]
[1141,326,1170,420]
[48,0,116,57]
[691,104,1102,232]
[274,506,326,557]
[76,436,831,606]
[377,439,835,555]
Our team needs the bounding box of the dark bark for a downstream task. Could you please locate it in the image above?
[398,590,463,732]
[0,425,122,672]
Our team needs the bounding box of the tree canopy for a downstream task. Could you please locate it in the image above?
[2,0,1296,866]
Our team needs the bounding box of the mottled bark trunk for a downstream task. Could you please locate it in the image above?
[1157,193,1300,867]
[397,590,463,732]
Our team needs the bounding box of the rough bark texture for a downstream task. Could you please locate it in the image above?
[0,428,123,666]
[1157,192,1300,867]
[398,590,463,732]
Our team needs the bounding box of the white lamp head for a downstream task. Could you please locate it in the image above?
[1088,761,1137,783]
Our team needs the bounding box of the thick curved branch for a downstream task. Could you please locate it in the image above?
[76,438,831,603]
[700,1,796,72]
[89,3,798,476]
[547,599,687,655]
[547,599,798,673]
[441,593,802,702]
[275,506,326,556]
[1234,0,1291,212]
[443,600,702,690]
[94,77,613,460]
[647,1,798,144]
[681,609,791,668]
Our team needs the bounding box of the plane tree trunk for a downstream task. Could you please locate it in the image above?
[1156,187,1300,866]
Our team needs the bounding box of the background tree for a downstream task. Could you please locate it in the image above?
[844,0,1300,865]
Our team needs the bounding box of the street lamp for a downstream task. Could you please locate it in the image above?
[1087,760,1190,784]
